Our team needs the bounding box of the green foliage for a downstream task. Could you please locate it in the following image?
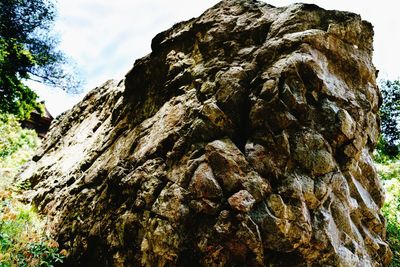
[0,39,43,119]
[379,161,400,181]
[376,80,400,266]
[0,112,63,266]
[375,137,400,164]
[0,113,40,189]
[377,161,400,266]
[0,191,66,266]
[0,113,65,265]
[0,114,40,158]
[0,0,81,119]
[378,80,400,159]
[382,180,400,266]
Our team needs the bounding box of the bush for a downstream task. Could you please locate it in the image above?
[377,161,400,266]
[375,137,400,164]
[378,80,400,159]
[0,113,40,189]
[0,112,65,266]
[0,190,66,266]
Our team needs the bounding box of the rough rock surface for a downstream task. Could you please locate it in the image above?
[18,0,391,266]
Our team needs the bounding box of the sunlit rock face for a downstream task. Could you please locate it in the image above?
[18,0,391,266]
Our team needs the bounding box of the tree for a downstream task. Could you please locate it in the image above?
[0,0,79,118]
[378,79,400,158]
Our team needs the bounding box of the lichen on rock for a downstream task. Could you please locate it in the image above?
[17,0,391,266]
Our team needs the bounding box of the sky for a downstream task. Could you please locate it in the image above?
[32,0,400,116]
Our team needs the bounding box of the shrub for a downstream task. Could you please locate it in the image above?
[0,190,66,266]
[0,112,65,266]
[378,80,400,159]
[377,161,400,266]
[0,113,40,189]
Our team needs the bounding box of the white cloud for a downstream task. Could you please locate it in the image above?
[26,80,83,116]
[55,0,220,89]
[33,0,400,115]
[267,0,400,79]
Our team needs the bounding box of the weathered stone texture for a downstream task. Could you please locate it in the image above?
[18,0,391,266]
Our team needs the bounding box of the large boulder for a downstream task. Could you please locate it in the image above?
[18,0,391,266]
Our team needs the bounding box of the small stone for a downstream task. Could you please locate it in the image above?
[189,199,220,215]
[259,79,277,100]
[201,100,233,133]
[189,162,223,199]
[206,139,248,193]
[151,183,189,221]
[266,194,287,219]
[242,171,270,201]
[337,109,355,139]
[228,190,256,212]
[292,130,336,176]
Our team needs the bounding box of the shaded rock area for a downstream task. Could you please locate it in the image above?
[17,0,391,266]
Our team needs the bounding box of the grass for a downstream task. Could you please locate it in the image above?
[377,160,400,266]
